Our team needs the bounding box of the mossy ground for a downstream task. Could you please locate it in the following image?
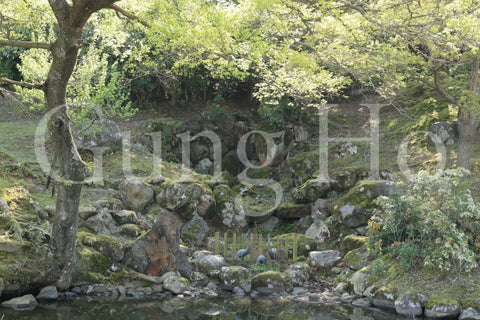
[363,254,480,309]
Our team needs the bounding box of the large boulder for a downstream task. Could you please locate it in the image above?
[425,303,462,319]
[258,216,281,232]
[180,214,209,245]
[119,178,154,212]
[80,232,125,262]
[36,286,58,302]
[340,235,369,254]
[395,293,423,317]
[211,185,246,230]
[344,246,369,271]
[284,263,311,286]
[460,307,480,320]
[339,204,369,228]
[372,288,396,310]
[339,180,394,213]
[308,250,342,269]
[311,199,332,221]
[304,221,330,243]
[219,266,249,290]
[163,275,188,295]
[84,208,117,236]
[156,183,190,212]
[292,179,333,203]
[350,269,369,295]
[111,210,137,225]
[1,294,38,310]
[74,118,122,151]
[251,271,288,295]
[124,210,181,275]
[287,151,319,186]
[157,182,212,220]
[274,203,311,219]
[427,122,458,146]
[193,253,226,273]
[331,169,359,192]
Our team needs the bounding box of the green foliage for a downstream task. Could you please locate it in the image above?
[207,105,230,123]
[0,46,22,80]
[369,168,480,272]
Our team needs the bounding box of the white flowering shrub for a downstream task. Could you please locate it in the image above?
[369,168,480,272]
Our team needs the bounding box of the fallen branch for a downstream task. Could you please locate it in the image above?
[129,270,162,284]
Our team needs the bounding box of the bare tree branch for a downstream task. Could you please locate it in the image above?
[0,77,45,90]
[0,39,52,50]
[108,4,150,28]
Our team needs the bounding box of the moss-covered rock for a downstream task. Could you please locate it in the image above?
[344,246,369,271]
[274,203,310,219]
[180,214,209,245]
[123,210,181,276]
[77,247,112,281]
[111,210,137,225]
[219,266,249,290]
[211,184,246,230]
[372,287,396,310]
[288,151,319,186]
[119,178,154,212]
[78,232,125,262]
[119,223,141,238]
[331,169,359,192]
[339,180,394,213]
[0,247,47,293]
[160,182,213,221]
[324,215,355,241]
[425,301,462,318]
[247,167,275,180]
[284,263,311,286]
[292,179,332,203]
[350,268,370,295]
[340,235,369,254]
[251,271,288,294]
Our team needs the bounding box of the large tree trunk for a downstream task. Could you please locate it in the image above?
[45,29,88,290]
[42,0,123,290]
[457,60,480,170]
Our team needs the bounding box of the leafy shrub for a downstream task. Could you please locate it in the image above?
[207,105,230,123]
[369,168,480,272]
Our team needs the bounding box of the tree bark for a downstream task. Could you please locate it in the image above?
[44,0,119,290]
[44,20,88,291]
[457,109,479,170]
[457,60,480,170]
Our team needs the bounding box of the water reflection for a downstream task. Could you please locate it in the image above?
[0,296,401,320]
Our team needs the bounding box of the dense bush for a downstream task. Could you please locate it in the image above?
[369,168,480,272]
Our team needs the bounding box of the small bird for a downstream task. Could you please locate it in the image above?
[256,254,267,265]
[268,234,277,263]
[235,230,250,261]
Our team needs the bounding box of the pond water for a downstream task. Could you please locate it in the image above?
[0,296,401,320]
